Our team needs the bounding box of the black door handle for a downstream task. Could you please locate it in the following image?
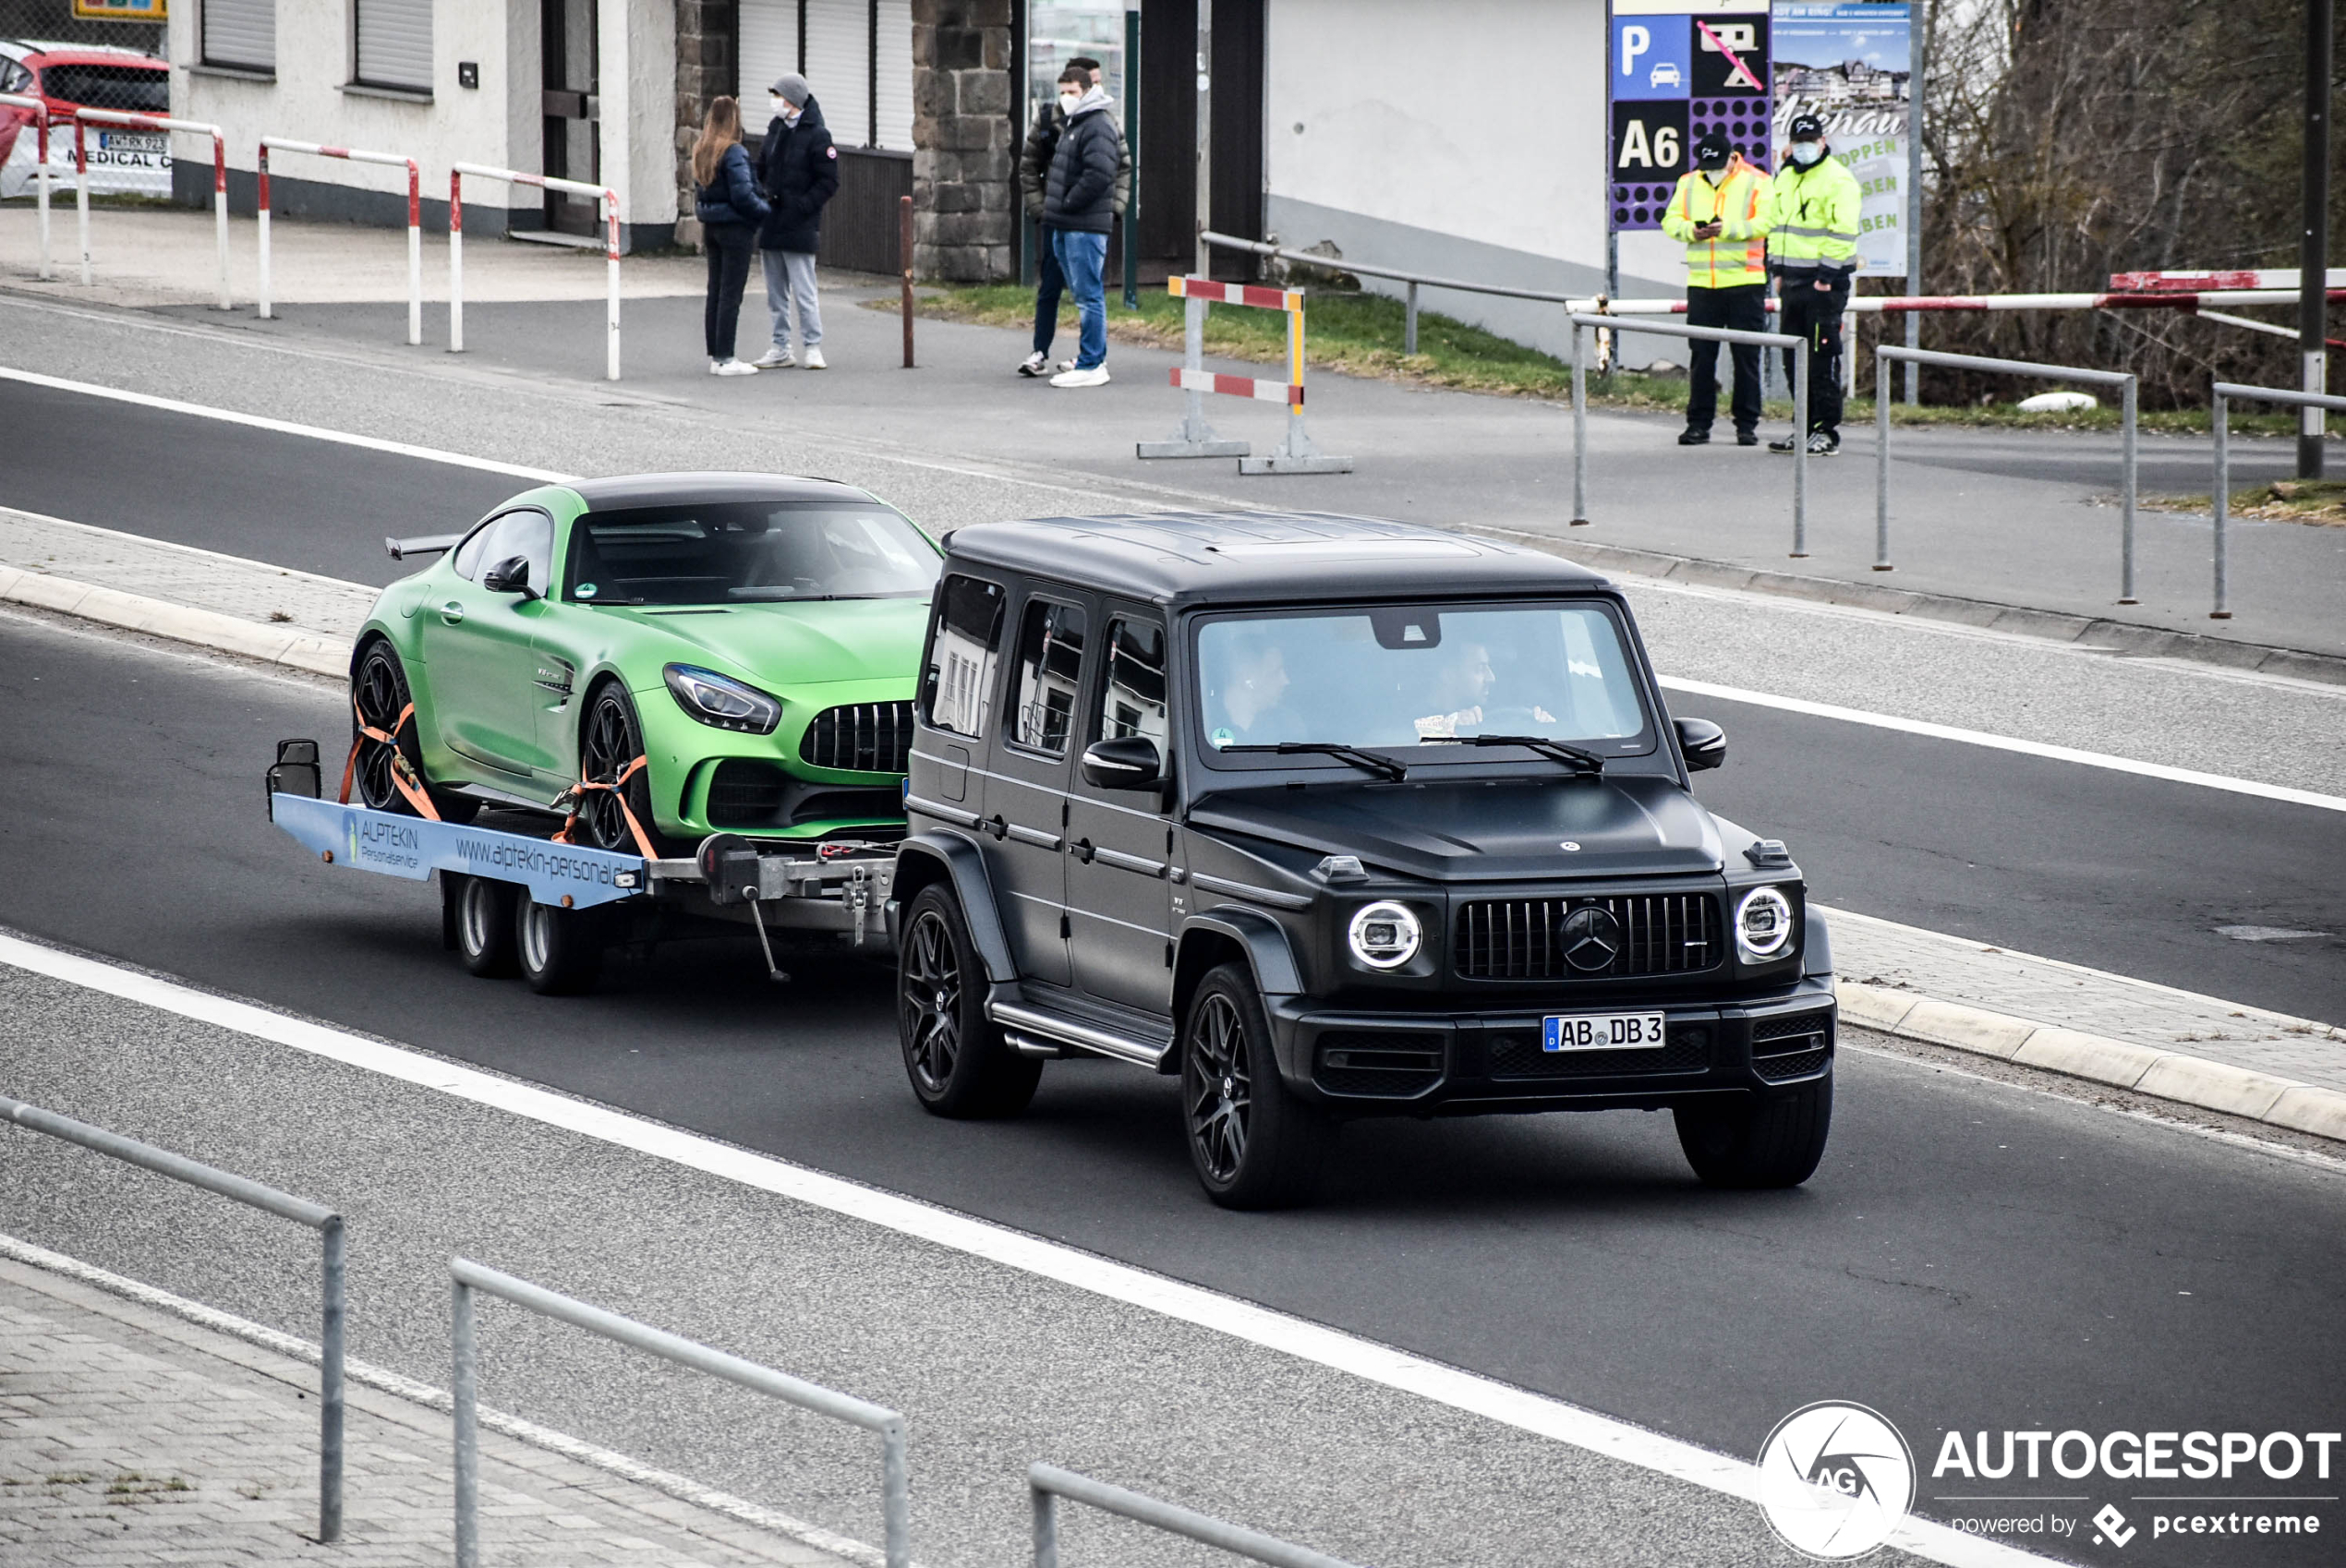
[986,814,1007,839]
[1072,838,1095,863]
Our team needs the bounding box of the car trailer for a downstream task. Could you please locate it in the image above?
[263,740,895,994]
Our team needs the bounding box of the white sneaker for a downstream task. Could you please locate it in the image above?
[1017,351,1049,377]
[710,358,759,377]
[1050,365,1110,388]
[752,346,793,369]
[804,347,828,369]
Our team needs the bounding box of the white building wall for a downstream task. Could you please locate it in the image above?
[1263,0,1678,358]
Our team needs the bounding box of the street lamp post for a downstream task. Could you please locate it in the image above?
[1195,0,1212,279]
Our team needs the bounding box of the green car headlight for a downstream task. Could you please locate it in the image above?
[663,665,781,734]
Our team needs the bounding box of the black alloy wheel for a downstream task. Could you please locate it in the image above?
[1675,1074,1833,1188]
[349,640,478,822]
[897,885,1039,1117]
[1181,964,1328,1210]
[578,684,661,854]
[446,874,519,978]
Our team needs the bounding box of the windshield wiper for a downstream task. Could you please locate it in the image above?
[1432,734,1605,774]
[1222,742,1409,782]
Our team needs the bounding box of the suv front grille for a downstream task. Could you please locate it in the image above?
[1487,1024,1710,1079]
[1455,894,1721,980]
[800,702,914,774]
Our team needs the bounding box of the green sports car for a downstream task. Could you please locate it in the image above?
[348,472,940,853]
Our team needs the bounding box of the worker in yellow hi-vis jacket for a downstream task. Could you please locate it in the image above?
[1662,131,1774,446]
[1766,112,1864,456]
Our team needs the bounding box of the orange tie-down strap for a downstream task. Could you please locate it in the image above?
[550,754,659,862]
[338,697,441,822]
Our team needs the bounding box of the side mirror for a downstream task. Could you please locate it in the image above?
[1081,735,1161,790]
[481,555,538,598]
[1675,716,1725,772]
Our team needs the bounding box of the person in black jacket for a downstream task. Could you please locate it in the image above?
[1016,54,1130,378]
[692,96,772,376]
[1041,66,1119,387]
[752,74,840,369]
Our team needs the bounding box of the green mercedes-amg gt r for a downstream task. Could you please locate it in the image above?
[347,472,940,853]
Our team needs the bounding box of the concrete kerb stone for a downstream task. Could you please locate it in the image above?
[0,567,352,678]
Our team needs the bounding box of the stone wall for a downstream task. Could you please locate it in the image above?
[911,0,1014,281]
[673,0,738,249]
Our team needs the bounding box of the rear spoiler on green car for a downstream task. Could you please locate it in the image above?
[386,533,465,560]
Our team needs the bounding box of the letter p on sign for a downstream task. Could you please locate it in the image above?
[1621,25,1650,76]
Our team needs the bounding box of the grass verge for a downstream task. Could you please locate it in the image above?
[893,283,2318,436]
[2146,477,2346,525]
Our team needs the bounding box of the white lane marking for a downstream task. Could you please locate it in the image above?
[0,366,574,484]
[1661,675,2346,814]
[0,930,2042,1568]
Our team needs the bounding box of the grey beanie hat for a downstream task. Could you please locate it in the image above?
[769,73,810,106]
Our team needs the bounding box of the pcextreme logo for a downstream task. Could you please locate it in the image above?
[1758,1401,1917,1559]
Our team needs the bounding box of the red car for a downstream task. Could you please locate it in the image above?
[1,40,171,199]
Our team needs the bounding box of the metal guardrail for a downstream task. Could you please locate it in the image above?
[1876,346,2139,599]
[0,1095,345,1541]
[1029,1464,1369,1568]
[451,1257,910,1568]
[447,162,622,380]
[0,92,56,280]
[68,109,231,308]
[2208,381,2346,620]
[1204,229,1592,356]
[260,137,423,344]
[1567,312,1811,554]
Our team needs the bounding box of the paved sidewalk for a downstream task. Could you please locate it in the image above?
[0,1248,853,1568]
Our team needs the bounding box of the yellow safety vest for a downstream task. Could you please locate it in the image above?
[1768,155,1862,273]
[1662,157,1774,289]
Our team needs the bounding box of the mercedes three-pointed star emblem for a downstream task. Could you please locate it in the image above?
[1560,904,1622,972]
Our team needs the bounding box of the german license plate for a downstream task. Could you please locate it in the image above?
[101,132,166,153]
[1542,1010,1668,1052]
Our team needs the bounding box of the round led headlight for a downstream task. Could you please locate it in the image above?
[1348,900,1422,970]
[1735,886,1795,962]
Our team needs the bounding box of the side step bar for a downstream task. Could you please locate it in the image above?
[990,1001,1170,1069]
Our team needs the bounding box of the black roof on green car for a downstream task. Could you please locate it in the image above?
[943,512,1612,609]
[566,471,878,510]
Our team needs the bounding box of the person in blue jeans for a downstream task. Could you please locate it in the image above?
[690,96,770,376]
[1017,54,1129,377]
[1040,65,1119,387]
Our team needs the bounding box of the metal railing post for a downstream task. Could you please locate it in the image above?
[320,1216,345,1543]
[74,116,90,285]
[1137,283,1248,459]
[603,187,622,382]
[881,1419,912,1568]
[1405,279,1419,356]
[210,129,229,311]
[1875,351,1893,570]
[1791,336,1811,558]
[1027,1463,1367,1568]
[1034,1481,1060,1568]
[405,161,422,346]
[2,96,55,279]
[448,168,464,352]
[453,1277,479,1568]
[1570,320,1589,525]
[2211,387,2231,619]
[2119,373,2139,604]
[257,143,272,320]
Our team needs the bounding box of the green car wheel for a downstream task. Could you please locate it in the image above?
[575,684,665,856]
[350,640,478,824]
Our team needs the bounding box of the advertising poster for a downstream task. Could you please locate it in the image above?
[1608,2,1773,235]
[1771,2,1912,275]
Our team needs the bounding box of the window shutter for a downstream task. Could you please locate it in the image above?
[874,0,913,151]
[201,0,276,72]
[737,0,798,107]
[356,0,434,93]
[802,0,870,148]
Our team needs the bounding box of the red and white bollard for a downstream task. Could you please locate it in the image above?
[259,138,423,344]
[449,163,622,380]
[0,92,54,279]
[67,108,229,308]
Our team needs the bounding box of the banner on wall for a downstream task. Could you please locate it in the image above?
[1608,2,1911,277]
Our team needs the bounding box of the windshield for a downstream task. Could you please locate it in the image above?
[41,64,170,113]
[564,500,939,606]
[1194,602,1651,759]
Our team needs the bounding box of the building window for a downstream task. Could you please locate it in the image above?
[201,0,277,73]
[739,0,913,151]
[354,0,434,95]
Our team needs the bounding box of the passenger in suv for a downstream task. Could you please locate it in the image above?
[889,513,1835,1208]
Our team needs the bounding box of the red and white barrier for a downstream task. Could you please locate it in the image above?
[259,138,422,344]
[2111,268,2346,293]
[448,163,621,380]
[1587,286,2344,318]
[71,109,228,308]
[1139,275,1350,474]
[0,92,55,280]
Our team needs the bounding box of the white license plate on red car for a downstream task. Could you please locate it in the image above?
[100,132,167,153]
[1542,1010,1668,1052]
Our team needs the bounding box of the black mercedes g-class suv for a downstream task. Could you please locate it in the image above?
[889,512,1835,1207]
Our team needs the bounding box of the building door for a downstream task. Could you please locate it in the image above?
[1134,0,1263,276]
[540,0,599,235]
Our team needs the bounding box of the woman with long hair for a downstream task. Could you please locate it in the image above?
[693,95,770,375]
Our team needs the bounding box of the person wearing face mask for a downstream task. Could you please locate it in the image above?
[1040,63,1120,387]
[1662,131,1774,446]
[1016,55,1131,377]
[1766,113,1862,456]
[752,73,839,370]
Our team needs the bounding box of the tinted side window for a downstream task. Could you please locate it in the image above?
[924,573,1006,739]
[450,518,496,579]
[1008,597,1087,756]
[1095,618,1168,748]
[465,511,554,592]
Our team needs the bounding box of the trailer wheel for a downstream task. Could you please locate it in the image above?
[515,898,604,995]
[446,874,520,978]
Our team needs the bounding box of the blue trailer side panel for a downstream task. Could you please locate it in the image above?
[271,795,647,909]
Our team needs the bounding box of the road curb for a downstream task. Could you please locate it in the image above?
[1476,530,2346,689]
[0,564,352,677]
[1839,981,2346,1142]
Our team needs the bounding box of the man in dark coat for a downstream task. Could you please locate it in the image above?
[1040,65,1119,386]
[752,72,840,368]
[1016,54,1131,377]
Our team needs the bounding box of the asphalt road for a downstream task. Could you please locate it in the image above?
[3,609,2343,1568]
